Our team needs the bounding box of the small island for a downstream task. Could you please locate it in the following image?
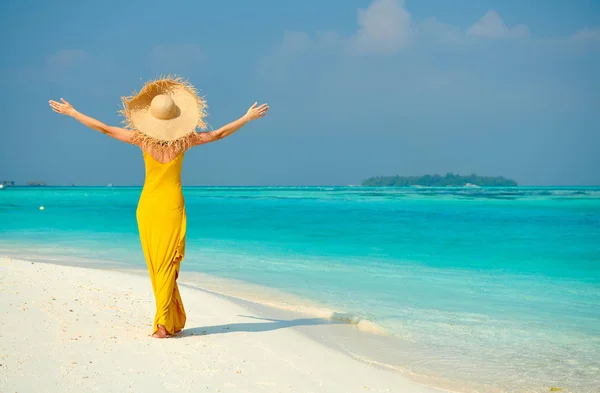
[362,173,517,187]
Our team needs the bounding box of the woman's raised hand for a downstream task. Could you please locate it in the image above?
[49,98,75,116]
[245,102,269,121]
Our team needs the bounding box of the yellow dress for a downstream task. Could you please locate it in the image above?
[136,150,187,335]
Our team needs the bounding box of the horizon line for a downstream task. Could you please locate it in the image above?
[2,184,600,188]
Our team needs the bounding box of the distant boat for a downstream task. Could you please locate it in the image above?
[107,183,113,187]
[0,184,4,189]
[465,183,480,188]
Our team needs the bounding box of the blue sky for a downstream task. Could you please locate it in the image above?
[0,0,598,186]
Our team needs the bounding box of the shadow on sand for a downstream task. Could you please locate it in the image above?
[176,315,342,338]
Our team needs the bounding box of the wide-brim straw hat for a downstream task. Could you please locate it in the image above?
[120,75,208,150]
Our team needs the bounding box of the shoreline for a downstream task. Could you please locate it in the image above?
[1,249,593,393]
[1,256,449,393]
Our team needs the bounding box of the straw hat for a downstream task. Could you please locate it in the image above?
[120,75,208,150]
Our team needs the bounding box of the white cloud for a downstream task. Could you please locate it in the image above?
[346,0,411,55]
[467,10,529,39]
[261,3,599,76]
[46,50,87,70]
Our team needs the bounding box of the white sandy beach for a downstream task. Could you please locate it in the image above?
[0,257,447,393]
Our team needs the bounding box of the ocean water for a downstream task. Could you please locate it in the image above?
[1,186,599,393]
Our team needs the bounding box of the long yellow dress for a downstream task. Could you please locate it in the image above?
[136,150,187,335]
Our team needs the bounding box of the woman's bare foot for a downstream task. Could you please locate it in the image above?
[152,324,169,338]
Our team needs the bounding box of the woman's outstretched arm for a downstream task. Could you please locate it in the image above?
[192,102,269,146]
[49,98,135,144]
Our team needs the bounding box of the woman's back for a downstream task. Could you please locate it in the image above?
[139,149,185,209]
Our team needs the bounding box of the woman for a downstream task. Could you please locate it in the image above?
[49,76,268,338]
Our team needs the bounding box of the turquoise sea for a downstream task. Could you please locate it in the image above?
[1,186,599,393]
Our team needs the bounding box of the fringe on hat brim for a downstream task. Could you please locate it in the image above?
[131,129,205,152]
[119,74,208,133]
